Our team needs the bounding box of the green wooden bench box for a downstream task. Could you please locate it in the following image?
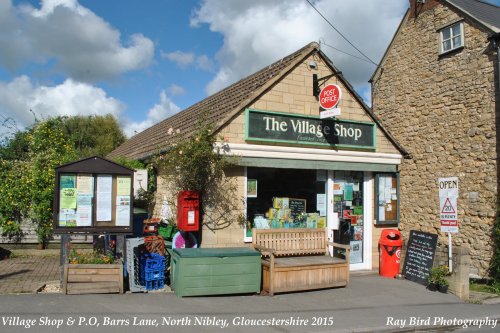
[171,247,261,297]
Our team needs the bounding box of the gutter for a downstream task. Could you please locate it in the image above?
[490,33,500,115]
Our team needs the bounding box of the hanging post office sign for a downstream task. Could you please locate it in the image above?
[245,109,375,149]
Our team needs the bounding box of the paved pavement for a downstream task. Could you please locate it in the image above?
[1,254,500,332]
[0,273,499,333]
[0,256,59,294]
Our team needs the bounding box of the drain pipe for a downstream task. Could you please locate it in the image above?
[493,33,500,114]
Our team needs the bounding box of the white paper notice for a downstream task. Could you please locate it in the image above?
[115,195,130,226]
[316,194,326,216]
[332,213,339,230]
[96,175,112,221]
[379,207,385,221]
[77,205,92,226]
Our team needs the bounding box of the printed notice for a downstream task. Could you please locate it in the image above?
[60,188,77,209]
[60,174,76,189]
[344,184,353,200]
[115,195,131,226]
[96,175,112,221]
[77,174,93,195]
[117,176,131,196]
[77,205,92,226]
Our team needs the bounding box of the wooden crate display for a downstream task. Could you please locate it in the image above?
[63,262,123,295]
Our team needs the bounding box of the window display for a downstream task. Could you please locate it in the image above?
[246,168,325,238]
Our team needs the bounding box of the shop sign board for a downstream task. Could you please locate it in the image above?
[246,109,375,149]
[320,108,341,119]
[438,177,459,233]
[319,84,342,110]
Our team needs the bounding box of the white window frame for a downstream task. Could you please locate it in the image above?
[439,22,464,54]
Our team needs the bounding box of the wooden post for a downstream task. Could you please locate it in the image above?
[60,234,70,287]
[116,235,125,260]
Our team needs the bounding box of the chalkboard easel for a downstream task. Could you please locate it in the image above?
[402,230,438,286]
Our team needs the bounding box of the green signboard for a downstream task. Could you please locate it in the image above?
[245,109,376,149]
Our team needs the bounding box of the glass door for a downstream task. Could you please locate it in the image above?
[327,171,373,270]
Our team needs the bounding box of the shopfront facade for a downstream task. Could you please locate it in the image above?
[109,42,408,271]
[209,45,407,271]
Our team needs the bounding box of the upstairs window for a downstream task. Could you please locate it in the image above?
[440,22,464,54]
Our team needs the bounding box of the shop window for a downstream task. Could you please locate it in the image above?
[245,168,326,239]
[439,22,463,54]
[374,173,399,225]
[332,171,364,264]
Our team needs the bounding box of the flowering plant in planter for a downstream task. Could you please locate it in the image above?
[67,242,115,264]
[428,265,449,292]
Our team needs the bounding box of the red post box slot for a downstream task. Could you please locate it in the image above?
[177,191,200,232]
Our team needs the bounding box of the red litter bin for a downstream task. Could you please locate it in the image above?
[379,229,403,278]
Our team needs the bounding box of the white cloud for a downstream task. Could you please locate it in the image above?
[161,50,214,71]
[167,84,186,96]
[196,55,214,71]
[161,51,195,68]
[123,90,181,137]
[0,76,125,131]
[0,0,154,82]
[191,0,407,100]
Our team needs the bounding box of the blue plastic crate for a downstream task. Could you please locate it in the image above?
[140,253,165,270]
[140,269,164,282]
[144,279,164,291]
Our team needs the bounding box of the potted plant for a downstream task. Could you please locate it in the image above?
[428,265,449,293]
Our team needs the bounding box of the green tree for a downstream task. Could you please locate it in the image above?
[0,118,76,245]
[0,114,125,245]
[62,114,125,157]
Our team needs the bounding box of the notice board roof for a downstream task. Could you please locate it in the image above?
[55,156,134,175]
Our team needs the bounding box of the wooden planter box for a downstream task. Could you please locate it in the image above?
[63,262,123,295]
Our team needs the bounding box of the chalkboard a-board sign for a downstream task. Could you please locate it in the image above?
[402,230,438,285]
[289,199,306,219]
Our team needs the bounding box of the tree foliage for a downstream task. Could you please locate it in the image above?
[62,114,125,158]
[0,118,76,243]
[153,123,244,231]
[0,114,125,243]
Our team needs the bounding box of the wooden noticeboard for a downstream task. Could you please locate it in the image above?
[53,156,134,234]
[402,230,438,285]
[289,198,306,220]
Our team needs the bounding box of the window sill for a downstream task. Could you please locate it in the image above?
[438,46,464,58]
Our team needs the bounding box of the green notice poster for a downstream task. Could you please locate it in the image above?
[344,184,354,201]
[60,175,76,189]
[60,188,77,209]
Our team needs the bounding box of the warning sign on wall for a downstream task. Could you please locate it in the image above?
[438,177,459,233]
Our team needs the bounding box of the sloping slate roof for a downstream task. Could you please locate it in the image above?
[108,42,318,160]
[110,42,409,160]
[445,0,500,33]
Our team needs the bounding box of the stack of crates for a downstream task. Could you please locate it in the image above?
[139,253,165,290]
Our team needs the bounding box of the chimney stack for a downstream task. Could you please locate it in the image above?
[409,0,439,18]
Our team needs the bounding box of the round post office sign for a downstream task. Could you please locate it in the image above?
[319,84,342,110]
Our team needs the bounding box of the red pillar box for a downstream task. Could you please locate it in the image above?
[378,229,403,278]
[177,191,199,232]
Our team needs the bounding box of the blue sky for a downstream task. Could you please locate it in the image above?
[1,0,499,138]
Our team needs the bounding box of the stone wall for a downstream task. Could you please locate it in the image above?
[435,244,470,300]
[372,2,497,277]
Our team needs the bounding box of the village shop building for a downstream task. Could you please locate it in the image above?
[110,42,409,271]
[371,0,500,278]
